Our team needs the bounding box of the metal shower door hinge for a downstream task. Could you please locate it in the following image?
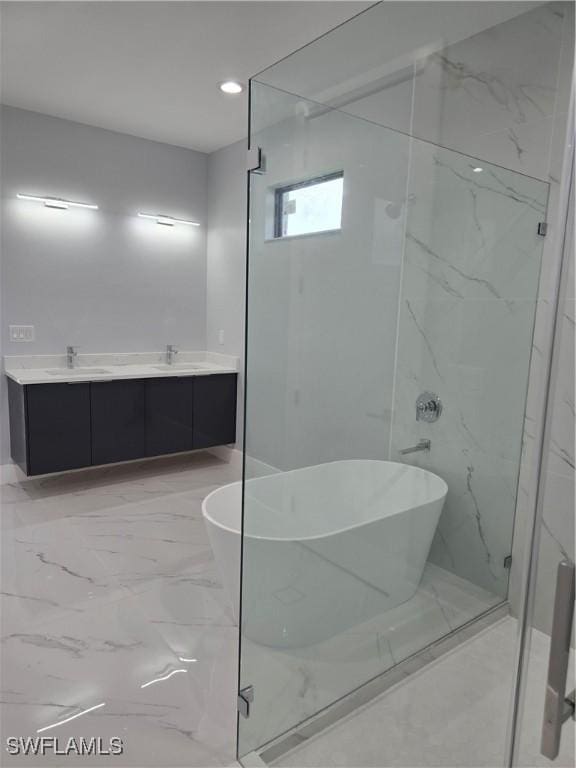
[238,685,254,718]
[504,554,512,569]
[247,147,266,174]
[537,222,548,236]
[565,689,575,720]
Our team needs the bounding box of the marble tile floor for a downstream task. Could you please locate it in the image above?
[239,564,501,755]
[2,452,557,768]
[0,451,242,767]
[272,617,575,768]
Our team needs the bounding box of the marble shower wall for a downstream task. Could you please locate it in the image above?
[388,143,549,597]
[388,1,573,600]
[410,2,570,180]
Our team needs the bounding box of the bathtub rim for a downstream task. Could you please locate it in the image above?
[202,459,448,543]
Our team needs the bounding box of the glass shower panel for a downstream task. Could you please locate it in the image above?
[391,142,549,602]
[239,80,411,756]
[512,182,574,768]
[243,82,410,476]
[239,79,549,760]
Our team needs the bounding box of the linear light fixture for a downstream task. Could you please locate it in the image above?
[137,212,200,227]
[17,193,98,210]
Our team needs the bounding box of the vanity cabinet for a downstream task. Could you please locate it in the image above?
[193,373,237,449]
[7,373,237,476]
[91,380,146,465]
[8,379,92,475]
[145,377,194,456]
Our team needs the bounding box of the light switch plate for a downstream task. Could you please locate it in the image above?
[9,325,35,342]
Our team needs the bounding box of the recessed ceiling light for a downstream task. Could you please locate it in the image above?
[219,80,244,95]
[472,166,483,173]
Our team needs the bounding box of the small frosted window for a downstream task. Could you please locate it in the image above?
[274,172,343,238]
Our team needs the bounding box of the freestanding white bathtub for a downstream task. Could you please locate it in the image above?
[202,460,447,648]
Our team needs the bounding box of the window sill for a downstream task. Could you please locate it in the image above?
[265,228,342,243]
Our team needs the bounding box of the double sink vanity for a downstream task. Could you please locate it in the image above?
[6,349,238,476]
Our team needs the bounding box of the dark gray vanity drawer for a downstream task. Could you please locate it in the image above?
[145,377,194,456]
[193,373,237,449]
[26,382,91,475]
[91,379,146,465]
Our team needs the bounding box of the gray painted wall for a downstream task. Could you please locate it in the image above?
[0,106,208,463]
[206,139,247,446]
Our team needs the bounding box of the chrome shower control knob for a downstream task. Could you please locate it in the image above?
[415,392,442,423]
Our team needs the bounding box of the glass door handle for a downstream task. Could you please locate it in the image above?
[541,559,575,760]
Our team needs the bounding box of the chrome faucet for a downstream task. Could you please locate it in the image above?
[66,346,78,369]
[400,439,431,455]
[166,344,178,365]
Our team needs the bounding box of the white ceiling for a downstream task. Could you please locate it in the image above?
[0,1,368,153]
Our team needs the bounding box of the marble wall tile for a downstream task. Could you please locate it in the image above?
[402,142,547,303]
[547,298,575,476]
[392,297,539,459]
[392,430,519,596]
[412,2,567,179]
[390,294,538,595]
[430,447,518,596]
[389,137,548,597]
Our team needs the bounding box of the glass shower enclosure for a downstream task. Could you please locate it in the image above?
[237,2,568,764]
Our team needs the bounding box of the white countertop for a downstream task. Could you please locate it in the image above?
[4,351,239,386]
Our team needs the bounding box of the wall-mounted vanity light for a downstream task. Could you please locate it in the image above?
[137,212,200,227]
[17,193,98,210]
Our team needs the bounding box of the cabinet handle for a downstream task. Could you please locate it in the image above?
[541,559,575,760]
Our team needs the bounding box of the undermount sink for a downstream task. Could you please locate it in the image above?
[46,367,112,376]
[153,363,208,371]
